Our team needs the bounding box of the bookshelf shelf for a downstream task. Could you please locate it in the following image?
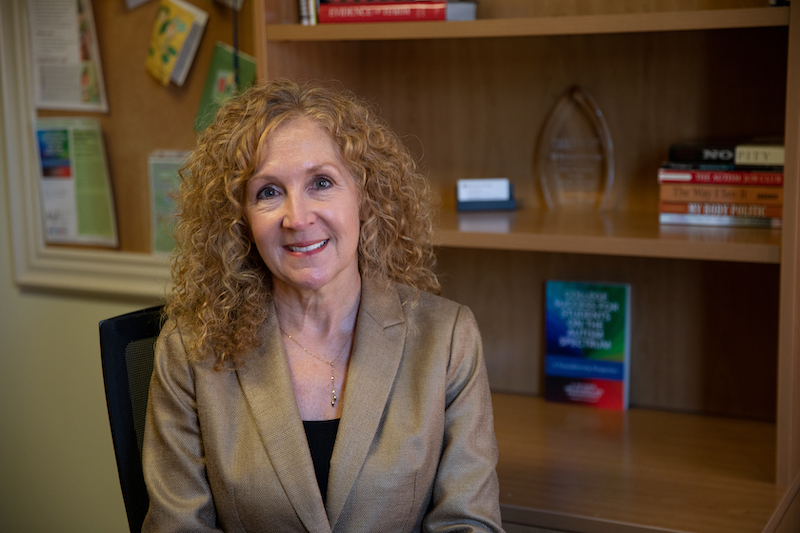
[493,393,783,533]
[264,7,789,42]
[435,209,782,263]
[255,0,800,530]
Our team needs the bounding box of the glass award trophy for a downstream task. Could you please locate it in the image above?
[535,86,614,210]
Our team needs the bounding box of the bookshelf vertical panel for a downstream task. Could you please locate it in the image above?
[777,2,800,488]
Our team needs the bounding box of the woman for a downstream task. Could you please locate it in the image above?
[143,78,503,532]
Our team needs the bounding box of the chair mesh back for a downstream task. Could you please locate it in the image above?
[100,306,164,533]
[125,337,157,458]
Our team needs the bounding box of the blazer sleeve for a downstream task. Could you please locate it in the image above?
[423,305,505,533]
[141,323,223,533]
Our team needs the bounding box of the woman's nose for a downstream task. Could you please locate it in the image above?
[281,194,315,229]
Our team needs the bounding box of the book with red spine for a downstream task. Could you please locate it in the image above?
[318,0,446,23]
[657,168,784,187]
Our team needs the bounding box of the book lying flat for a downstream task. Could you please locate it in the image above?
[318,1,447,23]
[659,213,782,228]
[659,184,783,205]
[659,202,782,218]
[658,168,783,187]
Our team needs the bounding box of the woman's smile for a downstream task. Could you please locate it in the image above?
[286,239,328,253]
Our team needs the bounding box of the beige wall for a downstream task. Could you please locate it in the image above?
[0,129,159,531]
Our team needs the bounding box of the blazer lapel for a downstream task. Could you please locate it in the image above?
[326,279,406,528]
[235,305,331,533]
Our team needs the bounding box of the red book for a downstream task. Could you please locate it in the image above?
[658,168,783,187]
[659,202,783,218]
[318,1,446,23]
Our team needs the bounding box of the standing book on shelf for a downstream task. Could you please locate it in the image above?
[297,0,318,25]
[544,280,631,411]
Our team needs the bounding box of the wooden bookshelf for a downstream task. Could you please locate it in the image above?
[254,1,800,531]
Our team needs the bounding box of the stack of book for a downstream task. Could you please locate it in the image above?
[658,139,785,228]
[299,0,476,24]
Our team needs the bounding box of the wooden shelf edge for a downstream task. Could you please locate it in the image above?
[265,7,789,42]
[433,208,782,263]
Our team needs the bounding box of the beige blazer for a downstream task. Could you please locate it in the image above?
[142,278,503,533]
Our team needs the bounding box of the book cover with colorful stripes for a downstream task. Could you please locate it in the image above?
[544,280,631,410]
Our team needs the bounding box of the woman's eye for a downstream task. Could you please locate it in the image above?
[256,186,279,199]
[313,177,332,189]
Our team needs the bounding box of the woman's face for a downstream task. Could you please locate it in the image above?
[244,117,361,297]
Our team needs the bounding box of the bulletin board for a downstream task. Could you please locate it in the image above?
[36,0,256,254]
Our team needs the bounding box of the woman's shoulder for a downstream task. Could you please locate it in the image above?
[155,318,215,370]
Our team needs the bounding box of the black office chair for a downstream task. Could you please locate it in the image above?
[99,305,164,533]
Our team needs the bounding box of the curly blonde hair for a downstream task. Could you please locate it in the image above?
[166,78,440,367]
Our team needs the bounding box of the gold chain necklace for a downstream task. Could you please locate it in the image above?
[281,328,353,407]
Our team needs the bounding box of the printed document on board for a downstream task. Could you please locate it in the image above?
[35,118,118,247]
[28,0,108,112]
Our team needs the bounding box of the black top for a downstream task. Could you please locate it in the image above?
[302,419,340,504]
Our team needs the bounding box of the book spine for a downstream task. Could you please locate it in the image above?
[298,0,316,25]
[659,202,783,218]
[661,161,737,171]
[659,213,782,228]
[658,184,783,205]
[735,144,785,166]
[318,1,446,22]
[658,168,784,186]
[668,143,737,164]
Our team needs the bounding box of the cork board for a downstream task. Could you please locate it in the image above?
[37,0,255,253]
